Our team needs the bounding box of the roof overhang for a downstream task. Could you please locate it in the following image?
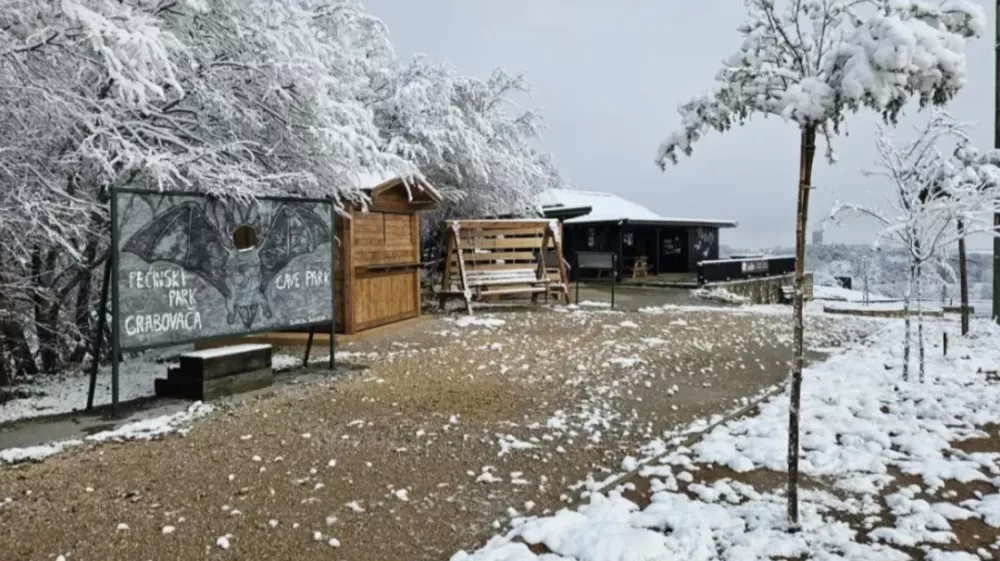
[541,205,593,220]
[564,218,738,229]
[365,175,443,208]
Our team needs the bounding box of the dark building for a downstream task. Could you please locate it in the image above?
[538,189,737,279]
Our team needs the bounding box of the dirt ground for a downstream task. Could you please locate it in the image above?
[0,305,877,561]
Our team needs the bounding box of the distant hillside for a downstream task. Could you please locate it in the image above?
[721,243,994,301]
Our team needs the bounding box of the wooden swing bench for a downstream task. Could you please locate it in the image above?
[464,268,551,296]
[438,219,569,314]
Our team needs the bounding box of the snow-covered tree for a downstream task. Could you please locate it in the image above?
[947,139,1000,333]
[1,0,399,376]
[371,61,566,221]
[0,0,568,382]
[654,0,984,526]
[830,113,1000,382]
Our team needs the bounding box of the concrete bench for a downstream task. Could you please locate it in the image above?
[154,343,274,401]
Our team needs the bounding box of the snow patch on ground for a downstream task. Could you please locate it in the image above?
[450,316,507,328]
[452,317,1000,560]
[813,284,892,302]
[690,287,749,305]
[0,402,214,465]
[823,300,943,313]
[0,352,338,425]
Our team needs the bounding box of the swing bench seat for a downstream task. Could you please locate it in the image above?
[467,268,549,288]
[438,268,552,311]
[440,268,551,296]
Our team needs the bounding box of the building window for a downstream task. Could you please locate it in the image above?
[623,232,634,246]
[587,228,595,248]
[662,237,681,255]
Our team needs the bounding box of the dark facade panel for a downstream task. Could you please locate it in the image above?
[561,221,721,278]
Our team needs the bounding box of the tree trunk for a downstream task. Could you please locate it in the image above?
[917,261,925,383]
[32,246,63,372]
[0,344,9,388]
[903,261,913,382]
[958,221,969,335]
[0,319,37,377]
[68,241,101,363]
[787,124,816,529]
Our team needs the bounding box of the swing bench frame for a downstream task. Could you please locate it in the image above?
[437,219,570,314]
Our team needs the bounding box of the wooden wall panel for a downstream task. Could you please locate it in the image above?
[353,271,419,331]
[334,278,345,330]
[351,212,417,267]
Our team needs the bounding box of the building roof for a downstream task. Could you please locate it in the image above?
[538,189,737,228]
[356,169,442,204]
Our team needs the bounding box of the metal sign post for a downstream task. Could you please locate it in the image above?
[611,254,617,309]
[575,251,617,309]
[110,186,122,417]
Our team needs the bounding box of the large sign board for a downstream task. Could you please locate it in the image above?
[576,251,616,271]
[113,189,335,351]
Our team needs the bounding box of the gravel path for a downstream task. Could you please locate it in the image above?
[0,305,877,561]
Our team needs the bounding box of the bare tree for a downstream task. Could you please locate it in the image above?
[852,255,874,305]
[655,0,984,526]
[831,113,1000,381]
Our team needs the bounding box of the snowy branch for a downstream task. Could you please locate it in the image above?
[655,0,985,168]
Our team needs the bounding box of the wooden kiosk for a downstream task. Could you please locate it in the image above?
[335,175,442,334]
[438,219,570,313]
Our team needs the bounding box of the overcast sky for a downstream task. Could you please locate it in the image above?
[364,0,996,250]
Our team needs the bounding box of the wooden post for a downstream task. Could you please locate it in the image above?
[439,225,455,310]
[303,327,315,367]
[343,209,356,334]
[993,0,1000,324]
[411,212,422,317]
[958,222,969,335]
[943,332,948,356]
[451,223,472,315]
[328,201,343,372]
[534,228,550,305]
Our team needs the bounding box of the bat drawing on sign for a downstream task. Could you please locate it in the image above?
[122,200,330,329]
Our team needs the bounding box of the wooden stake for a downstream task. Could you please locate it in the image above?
[993,0,1000,323]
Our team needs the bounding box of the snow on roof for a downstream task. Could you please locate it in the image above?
[538,189,736,227]
[355,169,400,190]
[355,169,442,202]
[538,189,660,222]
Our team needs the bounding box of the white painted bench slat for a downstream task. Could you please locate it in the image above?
[182,343,273,359]
[464,269,545,287]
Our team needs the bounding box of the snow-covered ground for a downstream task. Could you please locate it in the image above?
[0,349,318,425]
[823,300,944,313]
[812,284,892,302]
[0,402,214,465]
[452,317,1000,560]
